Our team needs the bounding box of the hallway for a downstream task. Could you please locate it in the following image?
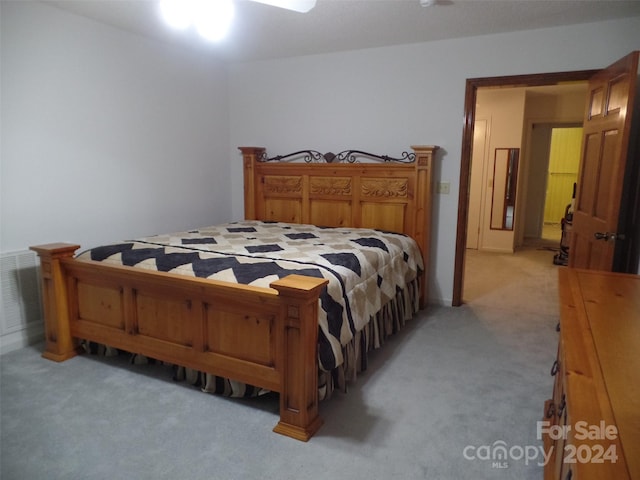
[463,239,562,316]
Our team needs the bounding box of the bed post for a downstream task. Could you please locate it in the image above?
[270,274,328,441]
[239,147,266,220]
[30,243,82,362]
[411,145,439,308]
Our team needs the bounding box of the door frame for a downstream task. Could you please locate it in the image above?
[452,70,598,306]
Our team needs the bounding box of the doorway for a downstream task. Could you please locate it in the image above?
[452,70,598,306]
[540,125,582,241]
[527,123,583,244]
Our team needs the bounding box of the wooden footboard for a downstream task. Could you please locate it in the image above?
[31,243,328,441]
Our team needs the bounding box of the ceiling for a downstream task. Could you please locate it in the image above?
[45,0,640,63]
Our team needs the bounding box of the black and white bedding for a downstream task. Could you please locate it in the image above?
[77,220,423,396]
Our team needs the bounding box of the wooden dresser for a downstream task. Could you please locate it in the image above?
[543,268,640,480]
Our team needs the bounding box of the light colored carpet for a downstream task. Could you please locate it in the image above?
[1,248,561,480]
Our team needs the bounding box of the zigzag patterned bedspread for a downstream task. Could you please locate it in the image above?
[76,220,423,372]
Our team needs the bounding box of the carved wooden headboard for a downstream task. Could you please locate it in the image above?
[239,145,439,305]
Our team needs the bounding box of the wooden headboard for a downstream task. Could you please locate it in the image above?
[239,145,439,305]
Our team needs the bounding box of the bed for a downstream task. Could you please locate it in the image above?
[30,145,438,441]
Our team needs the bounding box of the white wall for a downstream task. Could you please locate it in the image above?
[3,2,639,309]
[228,16,640,305]
[1,1,231,254]
[475,88,526,253]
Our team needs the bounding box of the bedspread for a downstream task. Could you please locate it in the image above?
[77,221,423,372]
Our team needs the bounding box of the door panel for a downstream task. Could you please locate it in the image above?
[569,51,639,270]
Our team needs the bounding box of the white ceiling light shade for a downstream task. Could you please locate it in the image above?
[159,0,192,30]
[250,0,317,13]
[194,0,235,41]
[158,0,235,41]
[158,0,315,43]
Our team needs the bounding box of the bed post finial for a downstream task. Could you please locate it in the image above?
[239,147,266,220]
[410,145,439,308]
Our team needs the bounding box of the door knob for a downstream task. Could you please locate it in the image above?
[594,232,626,241]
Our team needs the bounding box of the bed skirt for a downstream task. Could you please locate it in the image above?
[81,277,420,402]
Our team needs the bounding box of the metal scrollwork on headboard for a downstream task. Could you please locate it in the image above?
[260,149,416,164]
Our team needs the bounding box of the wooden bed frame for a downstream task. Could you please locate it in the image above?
[30,145,438,441]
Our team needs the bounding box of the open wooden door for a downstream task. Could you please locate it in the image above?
[569,51,640,271]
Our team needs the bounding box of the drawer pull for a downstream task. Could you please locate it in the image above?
[550,360,559,376]
[558,394,566,418]
[546,402,556,418]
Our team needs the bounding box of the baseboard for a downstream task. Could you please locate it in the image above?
[0,325,44,355]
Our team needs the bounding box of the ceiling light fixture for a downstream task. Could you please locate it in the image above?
[159,0,235,42]
[158,0,316,43]
[251,0,316,13]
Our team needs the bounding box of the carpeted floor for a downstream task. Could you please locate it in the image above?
[0,246,562,480]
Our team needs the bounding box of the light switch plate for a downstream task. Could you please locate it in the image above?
[437,182,450,194]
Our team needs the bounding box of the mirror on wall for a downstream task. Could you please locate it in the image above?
[490,148,519,231]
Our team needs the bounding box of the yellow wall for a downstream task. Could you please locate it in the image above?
[544,127,582,223]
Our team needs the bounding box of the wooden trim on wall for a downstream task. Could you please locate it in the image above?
[452,70,599,306]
